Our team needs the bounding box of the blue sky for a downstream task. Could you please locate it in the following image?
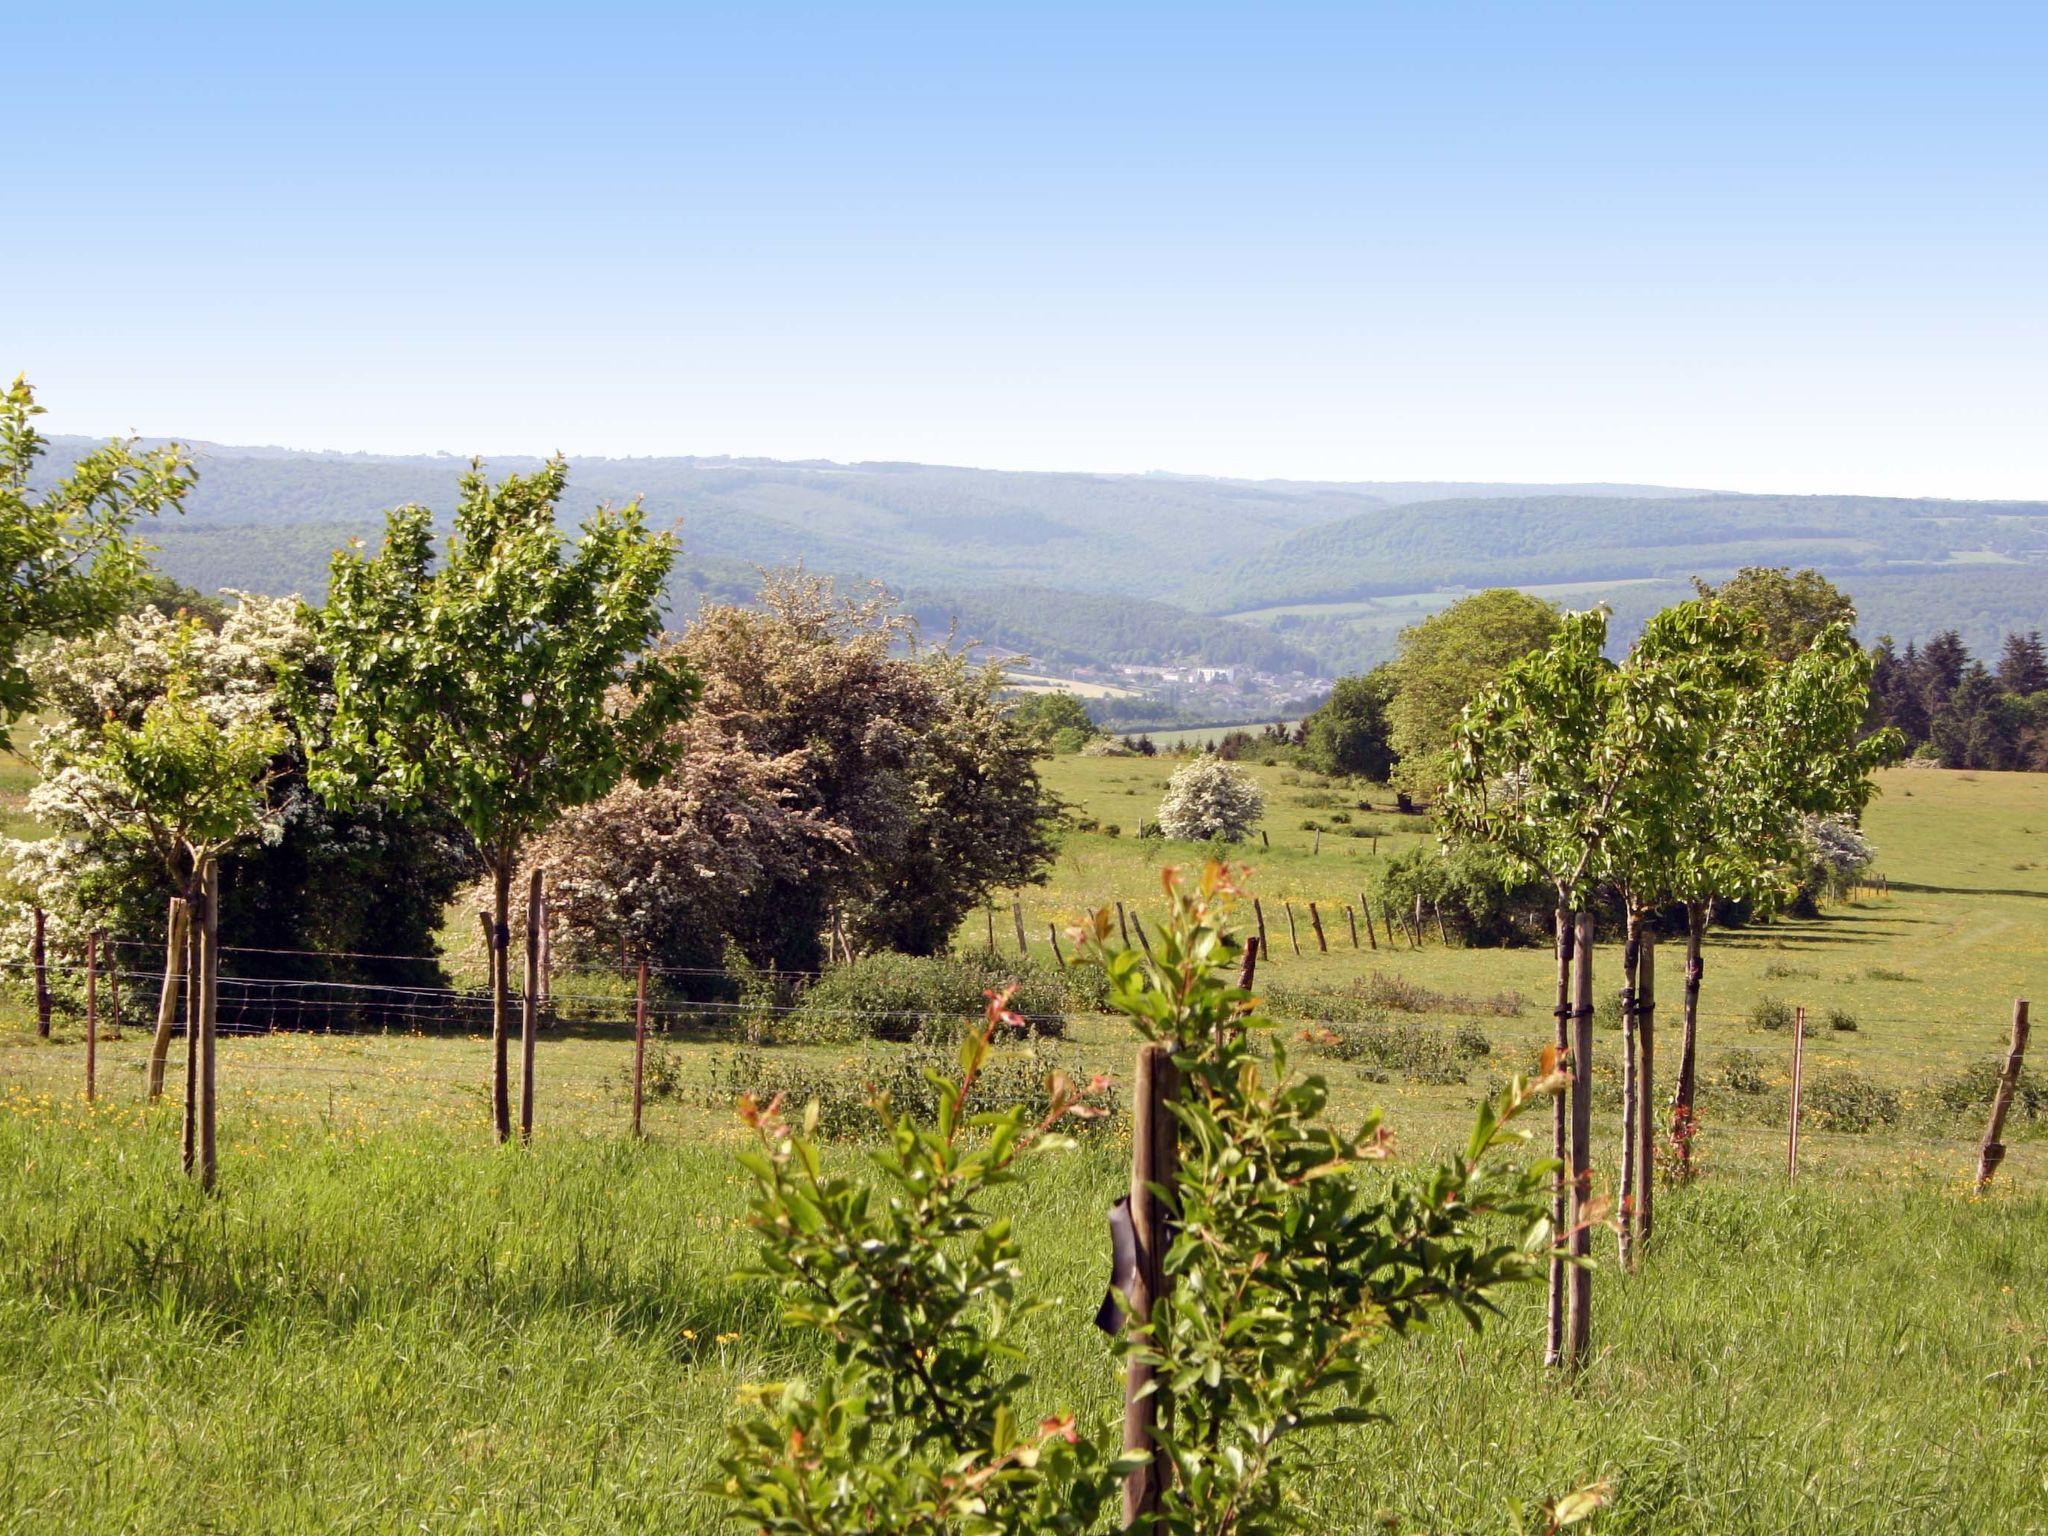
[13,2,2046,494]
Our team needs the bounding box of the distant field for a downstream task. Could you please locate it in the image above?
[1221,575,1688,626]
[1005,671,1143,699]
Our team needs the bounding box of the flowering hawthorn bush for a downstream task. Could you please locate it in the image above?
[1155,760,1264,843]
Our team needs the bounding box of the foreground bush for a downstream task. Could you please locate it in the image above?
[716,864,1562,1535]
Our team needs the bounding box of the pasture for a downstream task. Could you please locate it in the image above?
[1,763,2044,1532]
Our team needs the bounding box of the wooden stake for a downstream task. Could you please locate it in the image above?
[1048,922,1067,967]
[1237,934,1258,993]
[196,860,219,1192]
[1636,930,1657,1247]
[1787,1005,1807,1180]
[1545,904,1572,1370]
[1975,999,2031,1191]
[1313,827,1321,856]
[108,935,120,1040]
[632,958,649,1139]
[1361,891,1378,950]
[32,906,50,1039]
[1308,901,1328,953]
[182,897,200,1174]
[1618,908,1640,1272]
[987,906,996,953]
[1564,910,1594,1375]
[1129,909,1154,959]
[1122,1041,1180,1529]
[1434,900,1449,947]
[1252,898,1269,959]
[85,931,99,1102]
[1284,902,1301,957]
[520,870,541,1142]
[1345,905,1359,949]
[1116,900,1130,947]
[1013,898,1029,954]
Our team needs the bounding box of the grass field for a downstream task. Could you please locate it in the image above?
[2,763,2045,1531]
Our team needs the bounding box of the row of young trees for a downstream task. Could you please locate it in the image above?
[1438,598,1899,1369]
[4,381,1060,1147]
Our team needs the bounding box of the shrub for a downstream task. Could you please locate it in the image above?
[1824,1006,1859,1032]
[1720,1049,1772,1095]
[1156,759,1264,842]
[1934,1060,2048,1122]
[1748,996,1812,1034]
[1374,843,1555,948]
[1295,1018,1492,1084]
[705,1036,1118,1140]
[784,952,1066,1044]
[1802,1068,1901,1133]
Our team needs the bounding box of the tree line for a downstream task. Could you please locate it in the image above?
[1867,628,2048,771]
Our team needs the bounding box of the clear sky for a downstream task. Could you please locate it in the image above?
[13,2,2046,496]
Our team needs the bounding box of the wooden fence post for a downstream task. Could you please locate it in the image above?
[987,906,996,953]
[520,870,541,1142]
[1048,923,1067,967]
[1564,911,1595,1375]
[632,958,649,1139]
[1308,901,1328,953]
[107,938,120,1040]
[1434,901,1449,947]
[1129,909,1154,960]
[1116,901,1130,947]
[196,860,219,1193]
[1312,827,1321,856]
[1252,898,1269,959]
[85,931,99,1102]
[1975,999,2031,1191]
[1013,899,1029,954]
[538,887,551,1011]
[1636,931,1657,1247]
[1122,1042,1179,1529]
[1284,902,1301,957]
[1345,905,1359,949]
[1237,934,1258,993]
[32,906,51,1039]
[1361,892,1377,950]
[1787,1005,1807,1180]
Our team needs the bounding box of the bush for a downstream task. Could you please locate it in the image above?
[1720,1049,1772,1095]
[784,952,1067,1044]
[1824,1006,1859,1032]
[1374,844,1555,948]
[1156,759,1264,842]
[1749,996,1813,1035]
[1295,1021,1472,1084]
[1803,1068,1901,1133]
[705,1038,1118,1140]
[1934,1060,2048,1122]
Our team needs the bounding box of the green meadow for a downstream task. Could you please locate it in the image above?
[2,763,2044,1532]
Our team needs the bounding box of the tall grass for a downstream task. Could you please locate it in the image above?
[2,1101,2044,1532]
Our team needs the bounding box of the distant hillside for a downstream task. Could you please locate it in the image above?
[1202,494,2048,613]
[43,437,2048,680]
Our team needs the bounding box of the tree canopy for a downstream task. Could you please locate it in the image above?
[1387,589,1560,800]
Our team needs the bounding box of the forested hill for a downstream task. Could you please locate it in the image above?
[39,436,1695,600]
[38,437,2048,674]
[1202,493,2048,613]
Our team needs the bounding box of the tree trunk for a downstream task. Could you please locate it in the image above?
[519,868,541,1143]
[147,898,190,1103]
[1545,901,1572,1369]
[490,860,513,1144]
[1618,904,1641,1271]
[1669,900,1707,1178]
[181,885,201,1174]
[1565,910,1595,1375]
[1636,928,1657,1248]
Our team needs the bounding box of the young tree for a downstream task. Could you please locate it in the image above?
[305,458,695,1142]
[1297,668,1396,779]
[1006,689,1098,751]
[1,376,194,742]
[28,639,285,1170]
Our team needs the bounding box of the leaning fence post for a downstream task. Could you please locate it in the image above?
[1122,1041,1179,1529]
[1252,898,1269,959]
[632,958,650,1139]
[1012,899,1029,954]
[32,906,51,1039]
[1284,902,1301,957]
[1787,1004,1807,1180]
[1048,923,1067,967]
[1976,999,2032,1191]
[1116,901,1131,947]
[1345,905,1359,949]
[1360,891,1378,950]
